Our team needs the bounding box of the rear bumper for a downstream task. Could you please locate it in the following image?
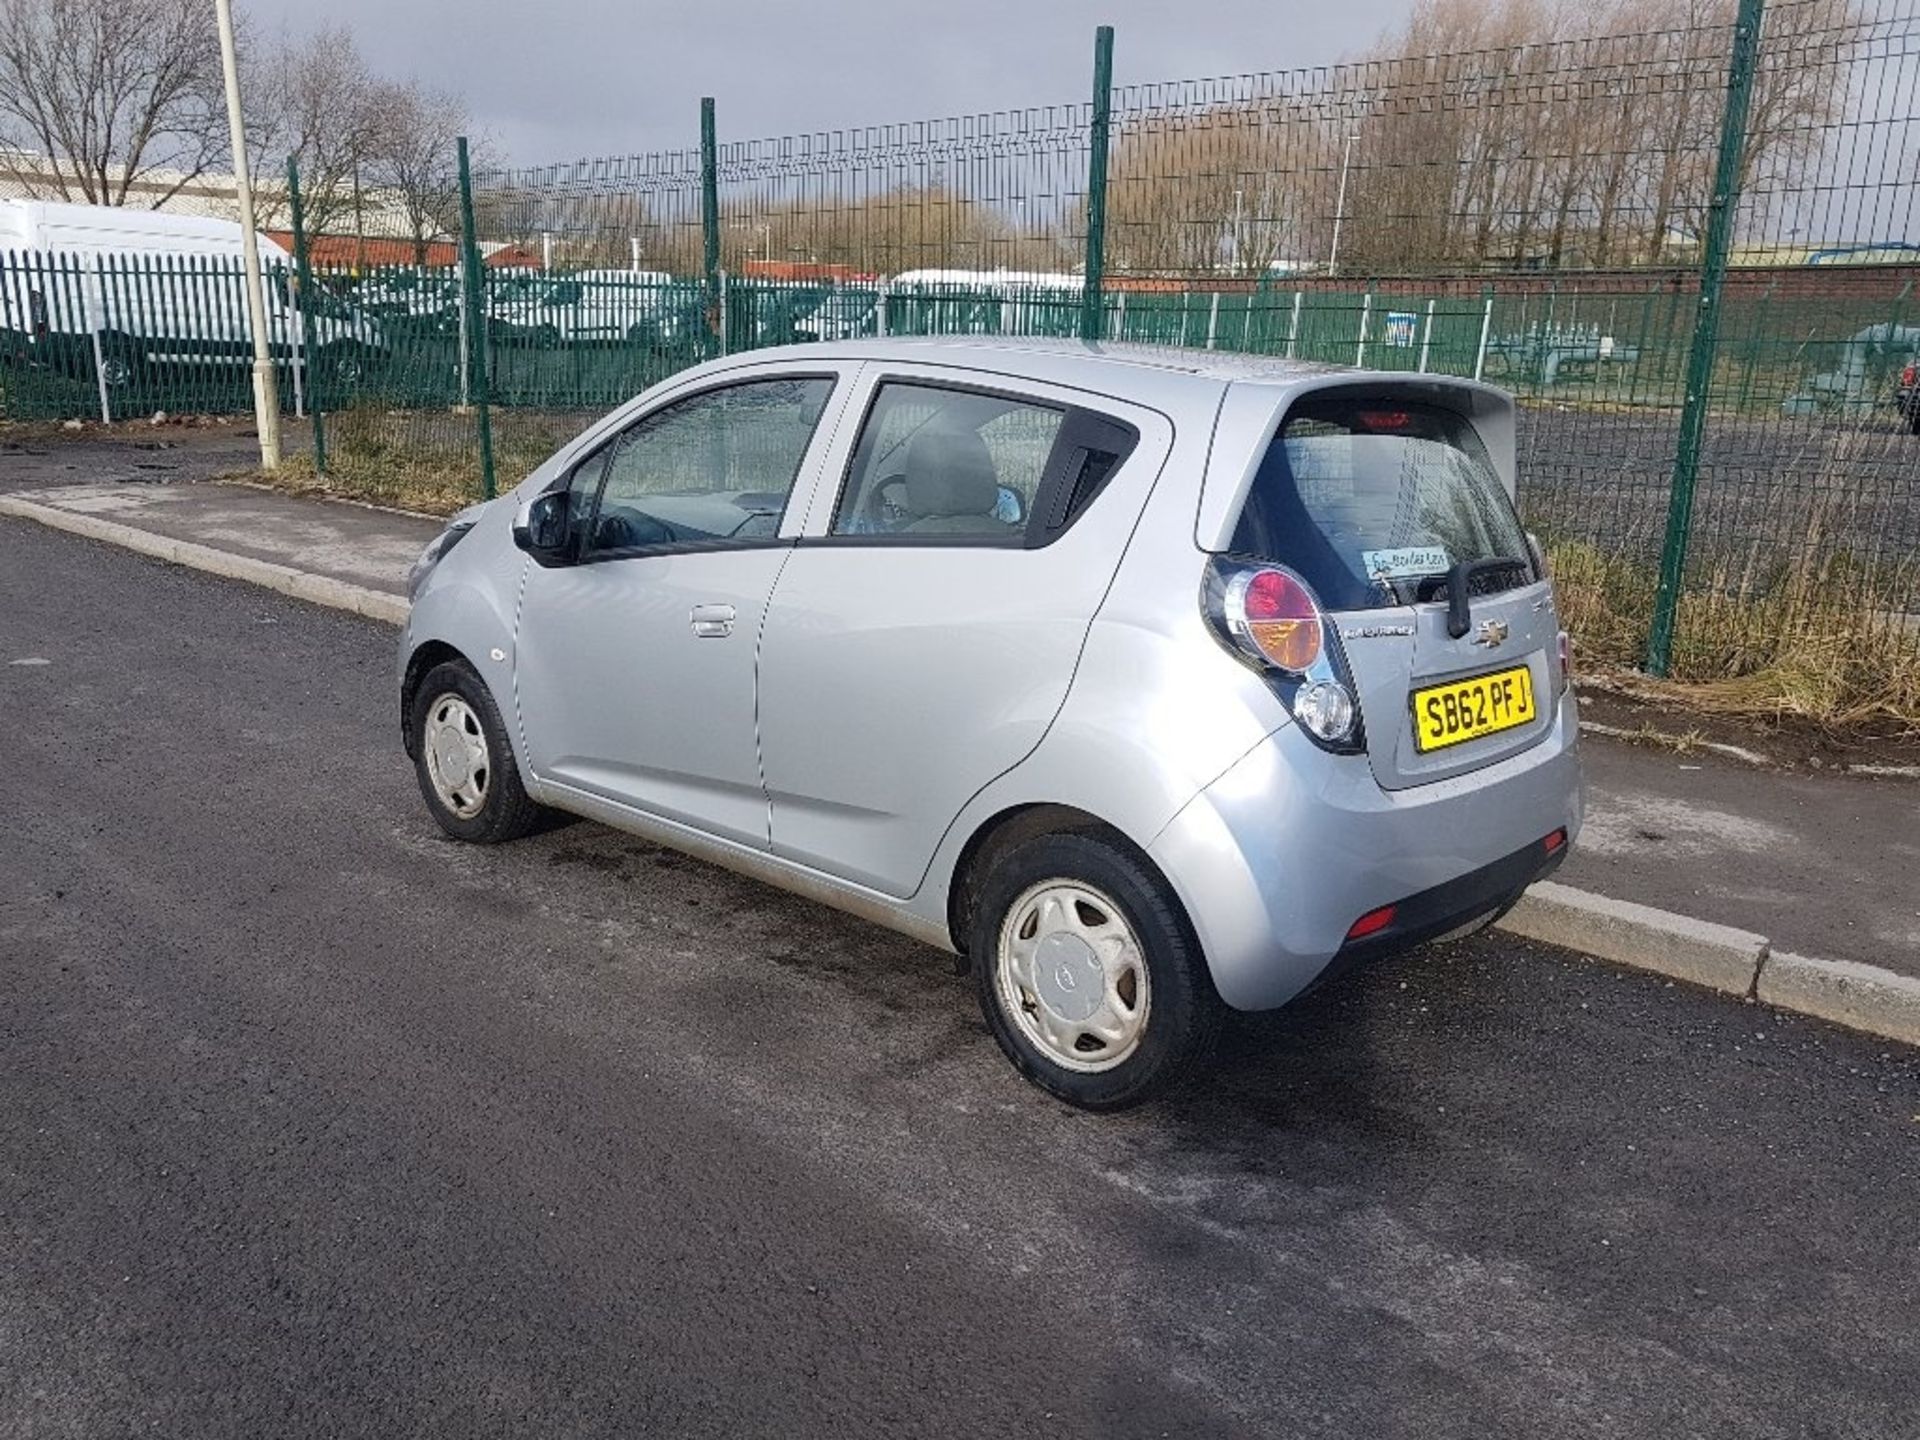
[1148,689,1583,1011]
[1314,830,1567,986]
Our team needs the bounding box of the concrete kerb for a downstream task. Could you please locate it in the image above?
[1497,881,1767,996]
[0,492,410,627]
[1757,952,1920,1048]
[1495,882,1920,1049]
[5,488,1918,1052]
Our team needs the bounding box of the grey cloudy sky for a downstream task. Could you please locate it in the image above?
[244,0,1414,166]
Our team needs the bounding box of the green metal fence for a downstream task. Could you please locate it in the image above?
[3,0,1917,709]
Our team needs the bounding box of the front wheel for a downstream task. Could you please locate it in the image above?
[970,832,1224,1110]
[409,659,545,844]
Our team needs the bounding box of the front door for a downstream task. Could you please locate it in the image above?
[513,372,841,847]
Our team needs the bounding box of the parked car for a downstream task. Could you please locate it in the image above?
[398,338,1582,1109]
[351,268,463,337]
[0,198,386,391]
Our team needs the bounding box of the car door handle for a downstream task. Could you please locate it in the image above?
[689,603,736,638]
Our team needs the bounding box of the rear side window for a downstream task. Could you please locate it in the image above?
[1228,395,1533,612]
[830,380,1139,546]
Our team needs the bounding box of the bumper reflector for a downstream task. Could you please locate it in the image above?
[1346,904,1397,941]
[1543,827,1568,855]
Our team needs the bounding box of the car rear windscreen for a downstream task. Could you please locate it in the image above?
[1226,394,1534,612]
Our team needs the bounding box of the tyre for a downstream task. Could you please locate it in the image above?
[1905,399,1920,436]
[970,831,1224,1110]
[97,345,137,388]
[409,659,545,844]
[317,343,370,391]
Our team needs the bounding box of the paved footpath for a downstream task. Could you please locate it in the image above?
[2,474,1916,1039]
[3,516,1918,1439]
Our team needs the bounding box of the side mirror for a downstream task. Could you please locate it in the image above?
[513,490,575,563]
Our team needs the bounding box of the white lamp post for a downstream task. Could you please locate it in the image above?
[213,0,279,469]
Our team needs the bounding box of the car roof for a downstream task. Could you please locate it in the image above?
[730,335,1352,397]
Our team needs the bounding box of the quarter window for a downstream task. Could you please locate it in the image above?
[568,376,834,557]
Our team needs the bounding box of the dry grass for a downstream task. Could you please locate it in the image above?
[1547,535,1920,733]
[1543,422,1920,733]
[252,405,584,518]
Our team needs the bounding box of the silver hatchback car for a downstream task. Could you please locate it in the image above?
[400,338,1581,1109]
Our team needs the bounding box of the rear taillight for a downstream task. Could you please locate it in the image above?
[1902,363,1916,388]
[1203,559,1363,753]
[1230,567,1322,672]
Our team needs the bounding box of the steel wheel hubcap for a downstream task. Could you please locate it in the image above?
[996,880,1151,1073]
[423,693,489,817]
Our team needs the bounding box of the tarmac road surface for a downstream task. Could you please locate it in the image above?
[3,518,1917,1439]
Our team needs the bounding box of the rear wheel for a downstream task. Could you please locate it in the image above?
[409,659,544,844]
[970,832,1224,1110]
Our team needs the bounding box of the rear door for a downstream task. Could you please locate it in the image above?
[1222,386,1561,790]
[757,365,1171,897]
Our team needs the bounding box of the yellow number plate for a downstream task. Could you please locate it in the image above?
[1412,665,1536,753]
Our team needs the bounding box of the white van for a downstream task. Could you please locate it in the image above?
[0,199,385,399]
[885,268,1083,337]
[483,268,687,347]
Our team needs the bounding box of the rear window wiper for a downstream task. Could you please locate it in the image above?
[1443,557,1532,638]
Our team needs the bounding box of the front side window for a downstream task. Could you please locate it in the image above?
[567,376,834,557]
[1228,394,1533,612]
[832,382,1066,540]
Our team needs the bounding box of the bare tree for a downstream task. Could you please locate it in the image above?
[1331,0,1860,273]
[251,25,381,239]
[364,82,480,264]
[718,185,1049,276]
[0,0,232,207]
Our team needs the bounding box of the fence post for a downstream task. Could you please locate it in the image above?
[455,135,496,501]
[286,157,326,474]
[701,97,721,359]
[1646,0,1766,676]
[1474,286,1494,381]
[457,267,471,408]
[1418,297,1435,373]
[1080,25,1114,345]
[1355,289,1373,368]
[85,256,111,424]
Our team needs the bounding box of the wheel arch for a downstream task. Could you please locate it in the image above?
[400,639,470,757]
[944,802,1196,968]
